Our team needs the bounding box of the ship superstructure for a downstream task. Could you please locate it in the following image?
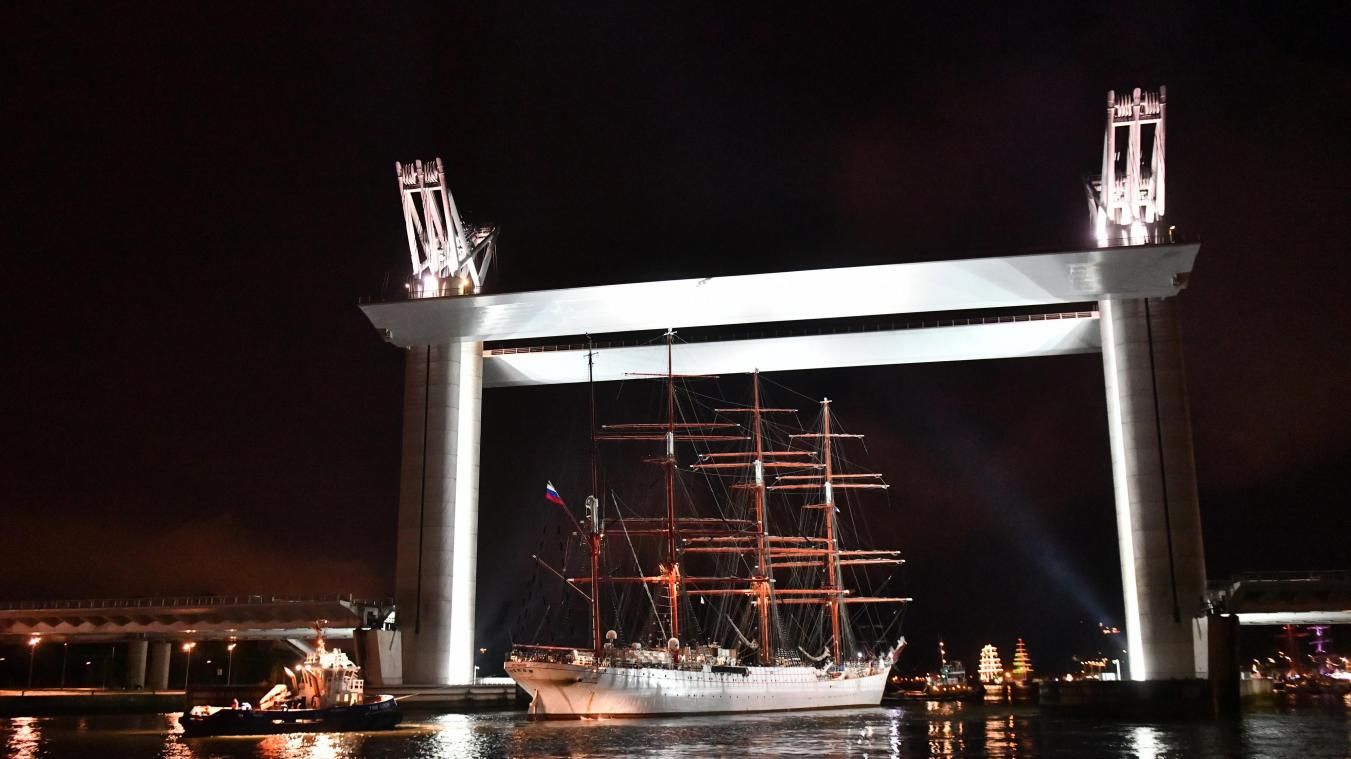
[506,332,909,717]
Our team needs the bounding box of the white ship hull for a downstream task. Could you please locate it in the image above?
[506,661,888,718]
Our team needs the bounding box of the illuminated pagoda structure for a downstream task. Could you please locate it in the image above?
[1011,638,1033,683]
[978,644,1005,684]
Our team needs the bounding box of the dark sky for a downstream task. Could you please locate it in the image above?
[6,4,1349,672]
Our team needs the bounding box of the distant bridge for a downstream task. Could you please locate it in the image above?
[0,595,392,642]
[1207,571,1351,626]
[0,595,397,690]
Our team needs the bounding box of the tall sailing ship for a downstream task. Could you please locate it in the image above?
[506,331,909,717]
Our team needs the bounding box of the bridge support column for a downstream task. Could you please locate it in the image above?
[147,641,171,691]
[1100,297,1207,680]
[125,639,148,690]
[396,341,483,684]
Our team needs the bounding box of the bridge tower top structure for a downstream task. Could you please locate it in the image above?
[396,158,497,298]
[1089,86,1167,247]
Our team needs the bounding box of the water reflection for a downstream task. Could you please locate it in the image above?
[257,731,345,759]
[5,716,41,759]
[434,714,483,757]
[912,702,1042,758]
[985,713,1029,757]
[926,707,966,755]
[1131,725,1163,759]
[1,700,1348,758]
[159,737,195,759]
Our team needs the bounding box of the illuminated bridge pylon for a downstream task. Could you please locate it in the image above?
[1088,86,1167,247]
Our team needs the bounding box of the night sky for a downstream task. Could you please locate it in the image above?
[7,4,1349,674]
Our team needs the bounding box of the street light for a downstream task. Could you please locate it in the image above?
[227,643,237,685]
[23,636,40,695]
[181,642,196,691]
[60,642,69,689]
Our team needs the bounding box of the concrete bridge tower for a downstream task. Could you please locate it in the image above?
[1091,87,1208,680]
[390,160,496,685]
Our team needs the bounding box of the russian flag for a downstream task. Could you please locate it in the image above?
[545,481,567,508]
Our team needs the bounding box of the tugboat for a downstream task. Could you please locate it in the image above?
[884,641,982,702]
[179,636,401,737]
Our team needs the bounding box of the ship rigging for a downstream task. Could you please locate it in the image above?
[505,330,909,716]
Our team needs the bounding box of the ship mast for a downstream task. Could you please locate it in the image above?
[774,399,909,666]
[687,375,810,664]
[591,331,749,646]
[551,360,908,665]
[750,374,773,663]
[586,337,603,659]
[821,398,842,664]
[663,329,681,641]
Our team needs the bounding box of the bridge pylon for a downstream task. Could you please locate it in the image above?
[1091,86,1208,681]
[391,160,487,685]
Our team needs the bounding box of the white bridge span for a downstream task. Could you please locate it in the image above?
[360,242,1207,687]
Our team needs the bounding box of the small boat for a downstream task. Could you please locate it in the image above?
[884,682,983,703]
[180,637,401,737]
[883,644,982,703]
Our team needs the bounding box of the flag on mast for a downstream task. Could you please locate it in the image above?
[545,481,567,509]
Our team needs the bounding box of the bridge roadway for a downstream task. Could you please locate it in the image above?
[0,595,392,642]
[1208,571,1351,626]
[363,244,1197,346]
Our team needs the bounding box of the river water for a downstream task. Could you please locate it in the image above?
[4,699,1350,758]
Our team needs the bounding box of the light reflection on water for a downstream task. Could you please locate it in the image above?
[0,700,1348,758]
[5,716,40,759]
[1131,725,1162,759]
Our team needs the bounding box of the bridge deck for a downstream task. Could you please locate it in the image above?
[1208,571,1351,626]
[363,244,1197,346]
